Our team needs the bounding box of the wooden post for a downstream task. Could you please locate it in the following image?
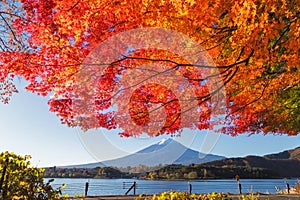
[286,183,290,194]
[133,181,136,195]
[85,182,89,197]
[188,182,192,194]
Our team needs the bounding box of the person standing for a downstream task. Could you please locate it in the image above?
[235,175,242,194]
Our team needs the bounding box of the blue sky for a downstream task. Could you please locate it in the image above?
[0,79,299,167]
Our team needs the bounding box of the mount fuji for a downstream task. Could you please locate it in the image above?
[64,139,225,168]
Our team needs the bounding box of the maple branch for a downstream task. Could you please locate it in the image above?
[66,1,80,12]
[160,71,232,131]
[179,49,253,125]
[226,80,270,120]
[90,47,254,117]
[215,26,237,35]
[106,64,181,101]
[162,112,181,132]
[113,54,254,69]
[130,65,239,131]
[0,13,23,51]
[118,67,236,128]
[0,37,12,51]
[0,11,27,21]
[271,25,290,50]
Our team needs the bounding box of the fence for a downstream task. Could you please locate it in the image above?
[50,179,298,197]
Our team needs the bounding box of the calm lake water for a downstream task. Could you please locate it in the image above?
[46,178,299,196]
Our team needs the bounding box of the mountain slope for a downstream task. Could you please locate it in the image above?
[200,146,300,178]
[64,139,225,168]
[102,139,225,167]
[264,146,300,160]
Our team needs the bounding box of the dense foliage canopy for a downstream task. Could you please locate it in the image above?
[0,0,299,136]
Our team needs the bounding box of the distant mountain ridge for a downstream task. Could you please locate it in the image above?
[264,146,300,160]
[63,139,225,168]
[199,146,300,178]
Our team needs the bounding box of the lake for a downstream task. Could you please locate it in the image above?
[47,178,299,196]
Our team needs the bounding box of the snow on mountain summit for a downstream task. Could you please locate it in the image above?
[158,138,172,145]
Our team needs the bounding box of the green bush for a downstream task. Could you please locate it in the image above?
[0,151,66,199]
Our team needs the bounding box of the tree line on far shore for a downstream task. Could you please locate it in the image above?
[43,164,278,180]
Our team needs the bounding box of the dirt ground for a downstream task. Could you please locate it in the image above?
[230,194,300,200]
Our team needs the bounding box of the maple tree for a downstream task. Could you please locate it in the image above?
[0,0,299,136]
